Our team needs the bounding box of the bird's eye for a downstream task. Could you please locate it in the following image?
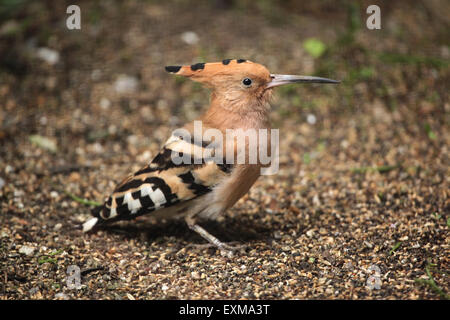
[242,78,252,87]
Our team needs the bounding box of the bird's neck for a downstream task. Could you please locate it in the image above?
[200,92,271,130]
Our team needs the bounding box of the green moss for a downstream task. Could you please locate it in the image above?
[303,153,311,165]
[347,1,362,34]
[303,38,327,59]
[424,123,437,140]
[347,66,376,83]
[38,256,57,265]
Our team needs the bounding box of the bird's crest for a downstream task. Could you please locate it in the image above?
[165,59,250,77]
[164,59,273,88]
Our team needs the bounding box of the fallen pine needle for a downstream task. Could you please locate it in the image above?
[64,190,101,207]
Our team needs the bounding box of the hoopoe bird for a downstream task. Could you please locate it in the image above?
[83,59,338,253]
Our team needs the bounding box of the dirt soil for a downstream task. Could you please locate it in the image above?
[0,0,449,299]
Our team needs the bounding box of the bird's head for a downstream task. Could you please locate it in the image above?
[165,59,339,112]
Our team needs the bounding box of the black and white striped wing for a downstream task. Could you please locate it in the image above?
[83,135,232,231]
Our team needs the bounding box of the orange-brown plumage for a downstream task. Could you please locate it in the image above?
[84,59,339,254]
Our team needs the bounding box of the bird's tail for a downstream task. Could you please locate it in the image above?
[82,205,103,232]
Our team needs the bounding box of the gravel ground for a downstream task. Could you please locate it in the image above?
[0,1,449,299]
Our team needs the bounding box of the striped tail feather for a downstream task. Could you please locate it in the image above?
[82,204,104,232]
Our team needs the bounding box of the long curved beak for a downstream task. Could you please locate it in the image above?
[266,74,340,89]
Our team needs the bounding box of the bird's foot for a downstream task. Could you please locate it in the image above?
[218,241,246,251]
[218,242,246,257]
[185,217,246,257]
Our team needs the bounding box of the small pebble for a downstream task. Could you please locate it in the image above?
[307,114,317,125]
[36,47,60,65]
[29,287,39,295]
[100,97,111,109]
[114,75,138,94]
[19,245,35,256]
[181,31,199,45]
[273,231,282,239]
[5,165,14,174]
[55,293,69,300]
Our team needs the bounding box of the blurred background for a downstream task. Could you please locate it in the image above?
[0,0,448,299]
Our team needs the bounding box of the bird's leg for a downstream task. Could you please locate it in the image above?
[185,216,245,254]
